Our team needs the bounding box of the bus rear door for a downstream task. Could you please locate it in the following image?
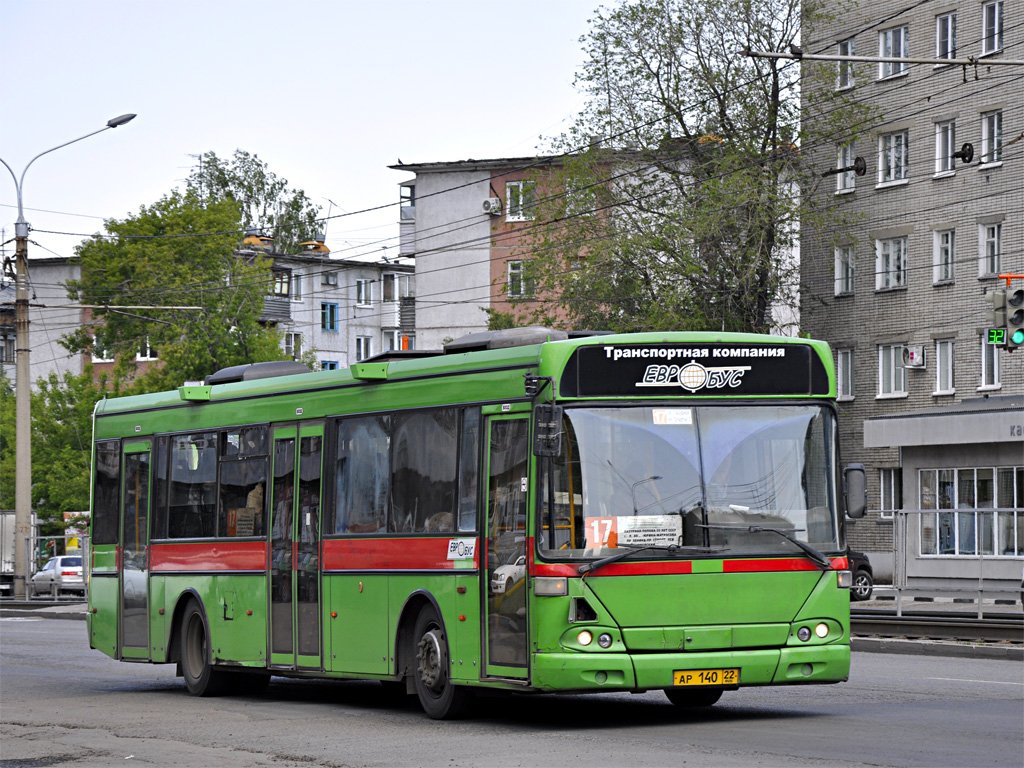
[268,423,324,670]
[483,413,530,680]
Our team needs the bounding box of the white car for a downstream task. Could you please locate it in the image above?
[30,555,85,597]
[491,555,526,594]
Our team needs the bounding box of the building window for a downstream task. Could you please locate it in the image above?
[979,222,1002,275]
[837,348,854,400]
[878,131,909,183]
[879,468,902,519]
[321,302,339,332]
[982,1,1003,54]
[934,120,956,174]
[875,236,907,290]
[91,336,113,363]
[836,144,856,192]
[384,330,415,352]
[933,230,955,283]
[322,270,338,287]
[137,338,158,361]
[507,260,534,298]
[355,335,373,361]
[981,111,1003,163]
[879,26,909,78]
[980,336,1001,389]
[919,466,1023,557]
[506,180,537,222]
[356,278,372,307]
[381,273,411,302]
[290,273,302,302]
[936,12,957,59]
[877,343,906,397]
[284,332,302,360]
[272,269,290,298]
[1,335,14,364]
[836,38,855,89]
[321,360,339,371]
[934,339,955,395]
[835,246,855,295]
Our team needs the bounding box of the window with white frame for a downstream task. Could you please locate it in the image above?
[877,343,907,396]
[381,273,411,302]
[979,222,1002,275]
[934,120,956,174]
[137,338,158,361]
[980,336,1001,388]
[981,110,1003,163]
[506,180,537,222]
[936,12,957,58]
[836,144,856,192]
[355,335,373,361]
[92,335,114,363]
[933,229,955,283]
[1,335,14,364]
[934,339,955,394]
[291,272,302,302]
[835,246,855,295]
[919,465,1023,557]
[982,0,1003,54]
[878,131,909,183]
[879,468,902,519]
[837,38,855,89]
[837,348,854,400]
[355,278,372,307]
[284,332,302,360]
[322,270,338,287]
[384,330,415,352]
[875,236,907,289]
[507,260,534,298]
[879,26,909,78]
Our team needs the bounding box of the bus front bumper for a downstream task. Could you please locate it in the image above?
[530,644,850,692]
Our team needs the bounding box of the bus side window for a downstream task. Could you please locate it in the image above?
[391,410,458,534]
[168,433,218,539]
[218,427,268,538]
[91,441,121,545]
[457,408,480,532]
[334,416,390,534]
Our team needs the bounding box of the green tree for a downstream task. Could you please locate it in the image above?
[525,0,869,333]
[63,191,284,391]
[186,150,322,254]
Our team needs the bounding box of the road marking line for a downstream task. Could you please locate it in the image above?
[928,677,1024,686]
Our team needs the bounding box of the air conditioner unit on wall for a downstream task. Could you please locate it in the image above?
[482,197,502,215]
[903,345,926,368]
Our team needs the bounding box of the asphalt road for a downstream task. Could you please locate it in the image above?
[1,617,1022,768]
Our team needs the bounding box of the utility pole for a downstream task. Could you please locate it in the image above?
[1,113,136,598]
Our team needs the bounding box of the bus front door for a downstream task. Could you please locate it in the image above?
[483,415,530,680]
[268,424,324,671]
[119,441,151,660]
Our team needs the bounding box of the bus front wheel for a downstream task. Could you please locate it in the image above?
[180,601,228,697]
[664,688,723,708]
[412,606,470,719]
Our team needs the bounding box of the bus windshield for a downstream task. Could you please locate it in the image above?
[537,405,840,560]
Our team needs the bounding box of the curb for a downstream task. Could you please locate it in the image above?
[1,608,87,621]
[852,636,1023,660]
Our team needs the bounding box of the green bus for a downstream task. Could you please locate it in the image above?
[87,329,867,719]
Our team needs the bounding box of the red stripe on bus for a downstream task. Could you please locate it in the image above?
[150,541,266,572]
[322,537,478,571]
[533,561,694,577]
[723,557,847,573]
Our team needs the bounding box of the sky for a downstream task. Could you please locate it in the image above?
[1,0,600,266]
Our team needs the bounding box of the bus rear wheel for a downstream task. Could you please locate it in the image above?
[180,601,228,697]
[664,688,723,708]
[412,606,470,719]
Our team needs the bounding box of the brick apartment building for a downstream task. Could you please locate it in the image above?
[801,0,1022,590]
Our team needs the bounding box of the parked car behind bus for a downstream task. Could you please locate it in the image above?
[30,556,84,597]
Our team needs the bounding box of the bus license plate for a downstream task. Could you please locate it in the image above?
[673,668,739,687]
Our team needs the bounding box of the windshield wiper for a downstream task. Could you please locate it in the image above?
[697,523,833,570]
[578,543,718,576]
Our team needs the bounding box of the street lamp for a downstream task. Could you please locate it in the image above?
[0,113,136,598]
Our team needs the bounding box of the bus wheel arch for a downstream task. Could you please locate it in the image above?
[394,592,440,693]
[410,602,471,719]
[166,589,204,667]
[178,596,229,696]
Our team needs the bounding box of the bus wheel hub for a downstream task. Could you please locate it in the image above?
[417,630,444,691]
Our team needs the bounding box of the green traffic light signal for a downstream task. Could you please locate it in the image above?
[1007,288,1024,350]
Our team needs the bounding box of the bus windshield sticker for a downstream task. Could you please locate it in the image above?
[447,538,477,560]
[652,408,692,425]
[585,515,682,549]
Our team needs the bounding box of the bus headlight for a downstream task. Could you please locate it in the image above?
[577,630,594,646]
[597,633,613,648]
[797,626,812,642]
[815,623,830,639]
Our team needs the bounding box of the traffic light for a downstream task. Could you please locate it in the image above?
[985,288,1007,347]
[1007,288,1024,351]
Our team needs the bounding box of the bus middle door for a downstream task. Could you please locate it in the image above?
[119,440,151,661]
[268,423,324,671]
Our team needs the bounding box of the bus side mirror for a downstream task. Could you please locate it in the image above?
[844,464,867,519]
[533,404,563,457]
